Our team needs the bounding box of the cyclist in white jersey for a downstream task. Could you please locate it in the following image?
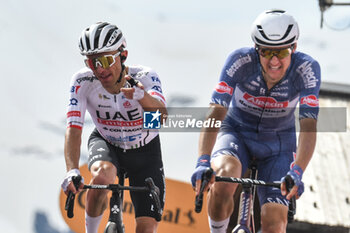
[191,10,320,233]
[61,22,167,233]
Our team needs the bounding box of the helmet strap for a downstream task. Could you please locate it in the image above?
[116,48,127,84]
[116,63,125,83]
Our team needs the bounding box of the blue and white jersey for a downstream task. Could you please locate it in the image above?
[211,47,321,132]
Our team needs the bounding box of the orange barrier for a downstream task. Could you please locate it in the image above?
[59,164,210,233]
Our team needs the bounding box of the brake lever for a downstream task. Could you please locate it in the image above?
[145,177,162,221]
[65,175,82,218]
[195,168,213,213]
[284,175,296,223]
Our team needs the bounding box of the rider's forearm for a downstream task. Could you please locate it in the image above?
[295,118,317,171]
[64,127,82,171]
[138,92,168,122]
[198,104,227,157]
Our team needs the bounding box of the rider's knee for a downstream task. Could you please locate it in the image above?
[212,155,241,177]
[210,180,237,198]
[260,203,288,233]
[90,161,116,185]
[135,217,157,233]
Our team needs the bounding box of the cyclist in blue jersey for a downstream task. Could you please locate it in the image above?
[191,10,320,233]
[61,22,167,233]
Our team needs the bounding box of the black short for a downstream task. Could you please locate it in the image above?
[87,128,165,221]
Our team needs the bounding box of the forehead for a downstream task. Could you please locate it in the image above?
[258,45,291,50]
[86,50,117,59]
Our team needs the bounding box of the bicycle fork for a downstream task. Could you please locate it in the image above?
[232,165,258,233]
[232,185,254,233]
[104,191,124,233]
[105,172,126,233]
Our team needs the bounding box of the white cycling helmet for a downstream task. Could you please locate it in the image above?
[79,22,127,55]
[251,10,299,47]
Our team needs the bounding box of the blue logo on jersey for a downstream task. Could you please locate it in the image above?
[143,110,161,129]
[152,85,163,93]
[151,76,161,83]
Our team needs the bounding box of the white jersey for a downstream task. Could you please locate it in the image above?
[66,65,166,149]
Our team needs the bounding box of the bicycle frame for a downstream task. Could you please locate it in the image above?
[65,171,161,233]
[230,163,258,233]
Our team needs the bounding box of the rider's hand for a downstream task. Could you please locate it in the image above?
[191,154,214,195]
[61,169,84,195]
[281,164,304,200]
[121,76,145,100]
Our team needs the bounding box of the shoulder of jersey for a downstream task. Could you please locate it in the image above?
[129,65,157,79]
[293,51,318,65]
[228,47,255,59]
[128,65,160,87]
[71,67,98,85]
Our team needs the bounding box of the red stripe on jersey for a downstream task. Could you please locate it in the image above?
[149,91,166,104]
[67,124,82,130]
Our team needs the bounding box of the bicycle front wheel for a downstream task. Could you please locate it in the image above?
[104,221,124,233]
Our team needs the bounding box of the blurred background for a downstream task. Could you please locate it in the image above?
[1,0,350,232]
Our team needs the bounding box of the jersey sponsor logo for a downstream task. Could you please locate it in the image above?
[211,98,229,108]
[243,93,289,108]
[70,85,81,94]
[76,76,97,84]
[98,118,143,127]
[131,71,149,79]
[270,91,288,97]
[296,61,319,89]
[280,79,289,85]
[98,94,111,100]
[250,80,260,87]
[243,83,256,91]
[259,88,266,95]
[215,81,233,95]
[67,111,81,118]
[273,86,289,91]
[300,95,319,107]
[106,133,142,143]
[98,104,111,108]
[123,101,132,108]
[151,76,161,83]
[226,54,252,78]
[69,98,78,106]
[152,85,163,93]
[102,126,142,132]
[266,197,289,206]
[96,109,142,121]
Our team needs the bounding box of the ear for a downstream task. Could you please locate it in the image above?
[120,50,128,63]
[292,43,297,53]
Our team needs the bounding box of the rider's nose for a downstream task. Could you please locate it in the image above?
[94,66,106,74]
[269,55,280,64]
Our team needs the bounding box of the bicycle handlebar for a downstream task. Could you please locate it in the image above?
[194,168,296,223]
[64,175,162,221]
[215,176,281,189]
